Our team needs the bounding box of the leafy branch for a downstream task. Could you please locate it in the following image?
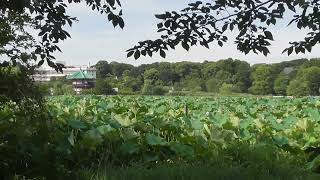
[128,0,320,59]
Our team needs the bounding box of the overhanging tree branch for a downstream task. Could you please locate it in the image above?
[128,0,320,59]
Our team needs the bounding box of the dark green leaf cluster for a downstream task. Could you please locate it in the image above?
[0,0,123,72]
[93,58,320,96]
[43,96,320,174]
[128,0,320,59]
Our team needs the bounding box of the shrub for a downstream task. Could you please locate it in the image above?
[142,80,168,95]
[153,86,168,95]
[287,80,310,96]
[95,79,116,95]
[206,78,220,93]
[219,83,234,95]
[80,88,96,95]
[274,74,290,95]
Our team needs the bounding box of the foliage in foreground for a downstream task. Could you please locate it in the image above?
[2,95,320,179]
[47,96,320,170]
[83,144,320,180]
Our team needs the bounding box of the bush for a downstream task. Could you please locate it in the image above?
[274,74,290,95]
[219,83,234,95]
[153,86,168,95]
[95,79,116,95]
[80,88,96,95]
[37,83,51,96]
[142,80,168,95]
[287,80,310,96]
[206,78,220,93]
[0,66,42,103]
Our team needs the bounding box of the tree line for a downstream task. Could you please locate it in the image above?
[85,58,320,96]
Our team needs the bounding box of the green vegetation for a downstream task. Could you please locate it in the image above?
[89,58,320,96]
[4,1,320,179]
[3,95,320,179]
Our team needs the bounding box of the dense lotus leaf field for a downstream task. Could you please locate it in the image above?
[46,96,320,171]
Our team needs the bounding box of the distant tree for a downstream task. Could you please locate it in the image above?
[233,60,251,92]
[121,71,143,93]
[158,62,179,85]
[219,83,234,95]
[287,80,310,96]
[175,62,201,79]
[274,74,290,95]
[301,58,320,69]
[215,70,232,84]
[297,67,320,95]
[202,63,219,79]
[95,61,112,79]
[181,72,205,92]
[110,62,134,78]
[95,79,115,95]
[249,65,273,95]
[52,81,64,95]
[62,84,75,95]
[37,83,51,96]
[206,78,220,93]
[153,86,168,95]
[141,80,167,95]
[141,80,153,95]
[144,68,160,84]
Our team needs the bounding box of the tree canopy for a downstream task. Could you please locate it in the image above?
[93,58,320,96]
[128,0,320,59]
[0,0,124,71]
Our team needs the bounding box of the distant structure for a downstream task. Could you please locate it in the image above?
[282,67,294,75]
[33,61,96,82]
[67,70,96,94]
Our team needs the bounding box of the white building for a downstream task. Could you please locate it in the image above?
[33,62,96,82]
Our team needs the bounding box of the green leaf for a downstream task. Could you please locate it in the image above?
[182,41,190,51]
[145,133,166,146]
[68,120,87,129]
[264,31,273,40]
[134,50,140,59]
[120,141,140,154]
[160,49,166,58]
[209,113,228,127]
[155,105,166,114]
[113,114,135,127]
[127,51,134,58]
[118,18,125,29]
[222,24,228,32]
[155,14,167,20]
[307,154,320,171]
[68,131,75,146]
[273,136,289,147]
[122,128,139,140]
[37,60,44,66]
[188,117,203,130]
[143,152,159,162]
[82,129,103,149]
[170,143,194,158]
[97,125,114,135]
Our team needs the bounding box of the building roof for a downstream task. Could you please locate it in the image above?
[67,70,95,80]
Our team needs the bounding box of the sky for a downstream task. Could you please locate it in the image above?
[52,0,320,66]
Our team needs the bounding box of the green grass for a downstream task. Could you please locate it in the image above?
[82,162,320,180]
[80,144,320,180]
